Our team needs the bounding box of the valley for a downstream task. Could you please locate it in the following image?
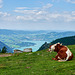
[0,29,75,52]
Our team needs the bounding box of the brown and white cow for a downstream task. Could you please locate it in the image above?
[48,43,73,62]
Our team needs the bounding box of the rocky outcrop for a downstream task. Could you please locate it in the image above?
[14,48,32,53]
[23,48,32,52]
[14,49,23,53]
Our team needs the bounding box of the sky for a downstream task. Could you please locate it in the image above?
[0,0,75,31]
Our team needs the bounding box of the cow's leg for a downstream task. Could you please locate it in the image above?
[52,54,59,60]
[52,58,57,60]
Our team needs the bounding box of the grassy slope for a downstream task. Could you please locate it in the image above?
[0,45,75,75]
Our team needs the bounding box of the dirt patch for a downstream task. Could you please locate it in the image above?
[0,54,13,57]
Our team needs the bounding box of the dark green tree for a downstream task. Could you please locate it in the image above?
[2,46,7,53]
[0,49,1,53]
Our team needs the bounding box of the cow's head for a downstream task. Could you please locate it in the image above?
[48,43,62,53]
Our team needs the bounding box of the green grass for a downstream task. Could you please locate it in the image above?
[0,45,75,75]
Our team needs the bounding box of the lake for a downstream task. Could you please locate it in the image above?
[14,41,49,52]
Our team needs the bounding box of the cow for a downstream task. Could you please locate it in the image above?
[48,43,73,62]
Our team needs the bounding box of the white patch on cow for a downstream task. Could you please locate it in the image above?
[66,48,72,61]
[51,44,57,51]
[58,56,61,60]
[58,60,66,62]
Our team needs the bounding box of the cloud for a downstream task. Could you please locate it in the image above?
[14,3,53,14]
[52,0,75,3]
[42,3,53,10]
[0,0,3,8]
[72,11,75,15]
[16,7,29,10]
[15,10,75,22]
[62,13,75,22]
[14,9,38,14]
[14,3,75,22]
[66,0,75,3]
[14,3,53,21]
[0,12,13,21]
[51,0,60,2]
[0,3,75,23]
[0,12,10,17]
[0,0,2,3]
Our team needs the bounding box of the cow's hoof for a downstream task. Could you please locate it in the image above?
[52,58,57,60]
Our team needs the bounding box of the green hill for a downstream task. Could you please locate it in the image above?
[0,45,75,75]
[50,36,75,45]
[38,36,75,51]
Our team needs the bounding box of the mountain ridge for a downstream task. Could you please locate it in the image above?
[38,36,75,51]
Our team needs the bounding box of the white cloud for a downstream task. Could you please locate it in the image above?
[15,10,75,22]
[72,11,75,15]
[14,3,53,14]
[0,0,3,8]
[16,7,29,10]
[14,3,75,22]
[14,9,38,14]
[52,0,75,3]
[51,0,60,2]
[42,3,53,10]
[0,12,10,17]
[0,0,2,3]
[14,3,53,21]
[0,3,75,23]
[0,12,13,21]
[62,13,75,22]
[66,0,75,3]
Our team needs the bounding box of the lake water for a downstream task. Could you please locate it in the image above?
[14,41,49,52]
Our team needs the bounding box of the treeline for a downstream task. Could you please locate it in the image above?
[50,36,75,45]
[0,46,7,53]
[38,36,75,51]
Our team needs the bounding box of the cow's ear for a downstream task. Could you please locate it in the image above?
[57,42,60,44]
[60,43,62,45]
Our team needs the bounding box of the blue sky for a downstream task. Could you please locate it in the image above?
[0,0,75,31]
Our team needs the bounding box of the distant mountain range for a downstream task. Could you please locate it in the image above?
[0,29,75,50]
[38,36,75,51]
[0,41,12,53]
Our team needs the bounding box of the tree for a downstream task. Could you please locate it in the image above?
[0,49,1,53]
[2,46,7,53]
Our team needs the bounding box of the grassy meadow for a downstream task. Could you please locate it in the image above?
[0,45,75,75]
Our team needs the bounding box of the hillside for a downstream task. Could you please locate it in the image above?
[38,36,75,51]
[50,36,75,45]
[0,41,12,53]
[0,45,75,75]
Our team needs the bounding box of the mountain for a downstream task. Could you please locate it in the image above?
[0,29,75,49]
[0,29,49,35]
[0,41,13,53]
[41,31,75,41]
[38,36,75,51]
